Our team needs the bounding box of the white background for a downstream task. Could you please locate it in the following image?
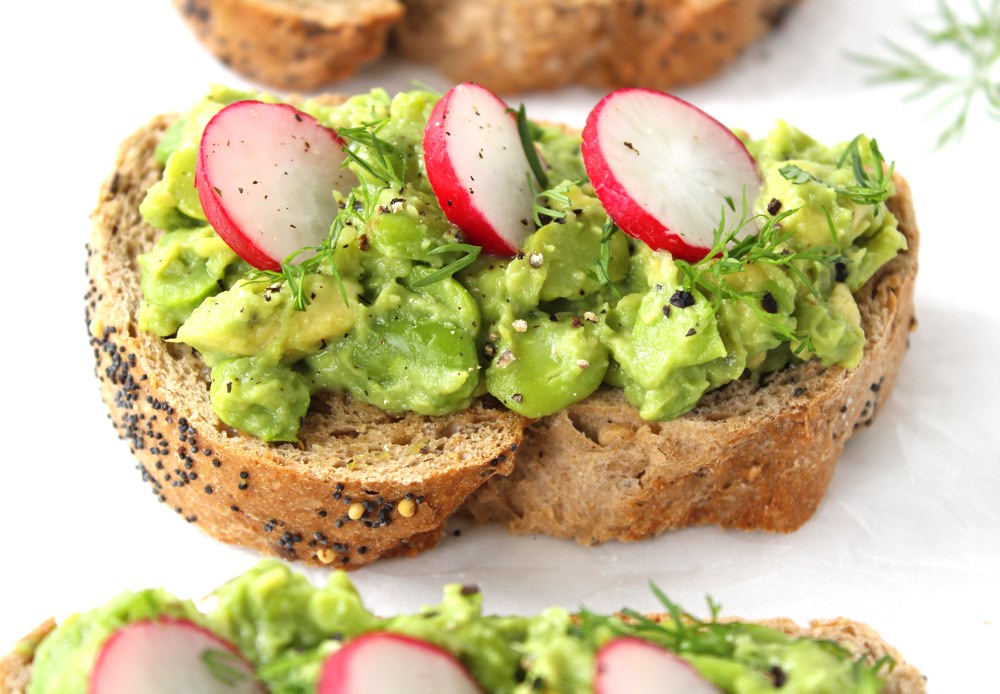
[1,0,998,690]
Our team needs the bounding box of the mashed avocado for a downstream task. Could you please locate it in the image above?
[137,86,906,441]
[26,561,891,694]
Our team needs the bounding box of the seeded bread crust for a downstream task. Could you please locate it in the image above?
[85,115,529,570]
[0,616,925,693]
[462,175,919,541]
[173,0,404,90]
[172,0,799,93]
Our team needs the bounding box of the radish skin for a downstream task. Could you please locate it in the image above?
[582,88,760,262]
[423,83,535,256]
[196,100,353,271]
[89,617,264,694]
[594,636,721,694]
[318,631,483,694]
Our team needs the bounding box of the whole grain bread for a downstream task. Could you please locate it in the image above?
[393,0,801,94]
[172,0,799,93]
[86,112,917,568]
[86,116,529,570]
[462,176,919,540]
[0,614,926,693]
[173,0,404,90]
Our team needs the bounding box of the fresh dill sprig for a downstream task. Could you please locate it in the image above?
[674,194,841,352]
[530,179,579,227]
[586,217,623,299]
[201,649,253,686]
[511,103,550,190]
[779,136,895,207]
[410,243,482,288]
[573,583,894,686]
[246,190,363,310]
[337,118,405,186]
[850,0,1000,147]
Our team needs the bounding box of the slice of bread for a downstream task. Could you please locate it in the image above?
[393,0,801,94]
[172,0,799,93]
[462,175,919,540]
[0,614,926,693]
[87,113,917,568]
[86,115,530,570]
[173,0,404,90]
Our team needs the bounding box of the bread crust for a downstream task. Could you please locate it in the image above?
[463,176,919,541]
[172,0,799,93]
[85,116,529,570]
[0,615,926,693]
[173,0,404,90]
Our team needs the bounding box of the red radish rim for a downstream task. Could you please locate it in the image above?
[88,617,250,693]
[423,83,522,257]
[195,100,346,272]
[318,631,483,693]
[582,88,758,263]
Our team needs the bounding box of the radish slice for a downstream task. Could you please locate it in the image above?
[423,82,535,256]
[196,100,353,271]
[582,88,760,262]
[594,637,720,694]
[318,632,483,694]
[89,618,264,693]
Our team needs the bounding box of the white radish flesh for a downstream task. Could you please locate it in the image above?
[89,618,264,694]
[196,100,353,271]
[423,82,535,256]
[318,632,483,694]
[582,88,760,262]
[594,637,721,694]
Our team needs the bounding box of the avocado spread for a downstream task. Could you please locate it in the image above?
[26,561,892,693]
[137,86,905,441]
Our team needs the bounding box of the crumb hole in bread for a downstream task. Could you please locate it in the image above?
[566,411,602,446]
[435,421,466,439]
[310,398,333,416]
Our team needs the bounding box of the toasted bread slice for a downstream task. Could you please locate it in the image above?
[87,112,917,567]
[462,176,919,540]
[393,0,801,93]
[0,614,926,693]
[172,0,799,93]
[173,0,404,90]
[86,115,530,570]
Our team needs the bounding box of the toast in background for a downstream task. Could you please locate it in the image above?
[173,0,800,92]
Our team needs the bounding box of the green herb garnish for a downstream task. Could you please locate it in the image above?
[337,118,405,186]
[779,136,894,207]
[201,648,253,687]
[587,217,623,299]
[410,243,482,288]
[512,103,550,190]
[674,193,842,352]
[246,190,365,311]
[575,583,894,688]
[850,0,1000,147]
[531,179,579,227]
